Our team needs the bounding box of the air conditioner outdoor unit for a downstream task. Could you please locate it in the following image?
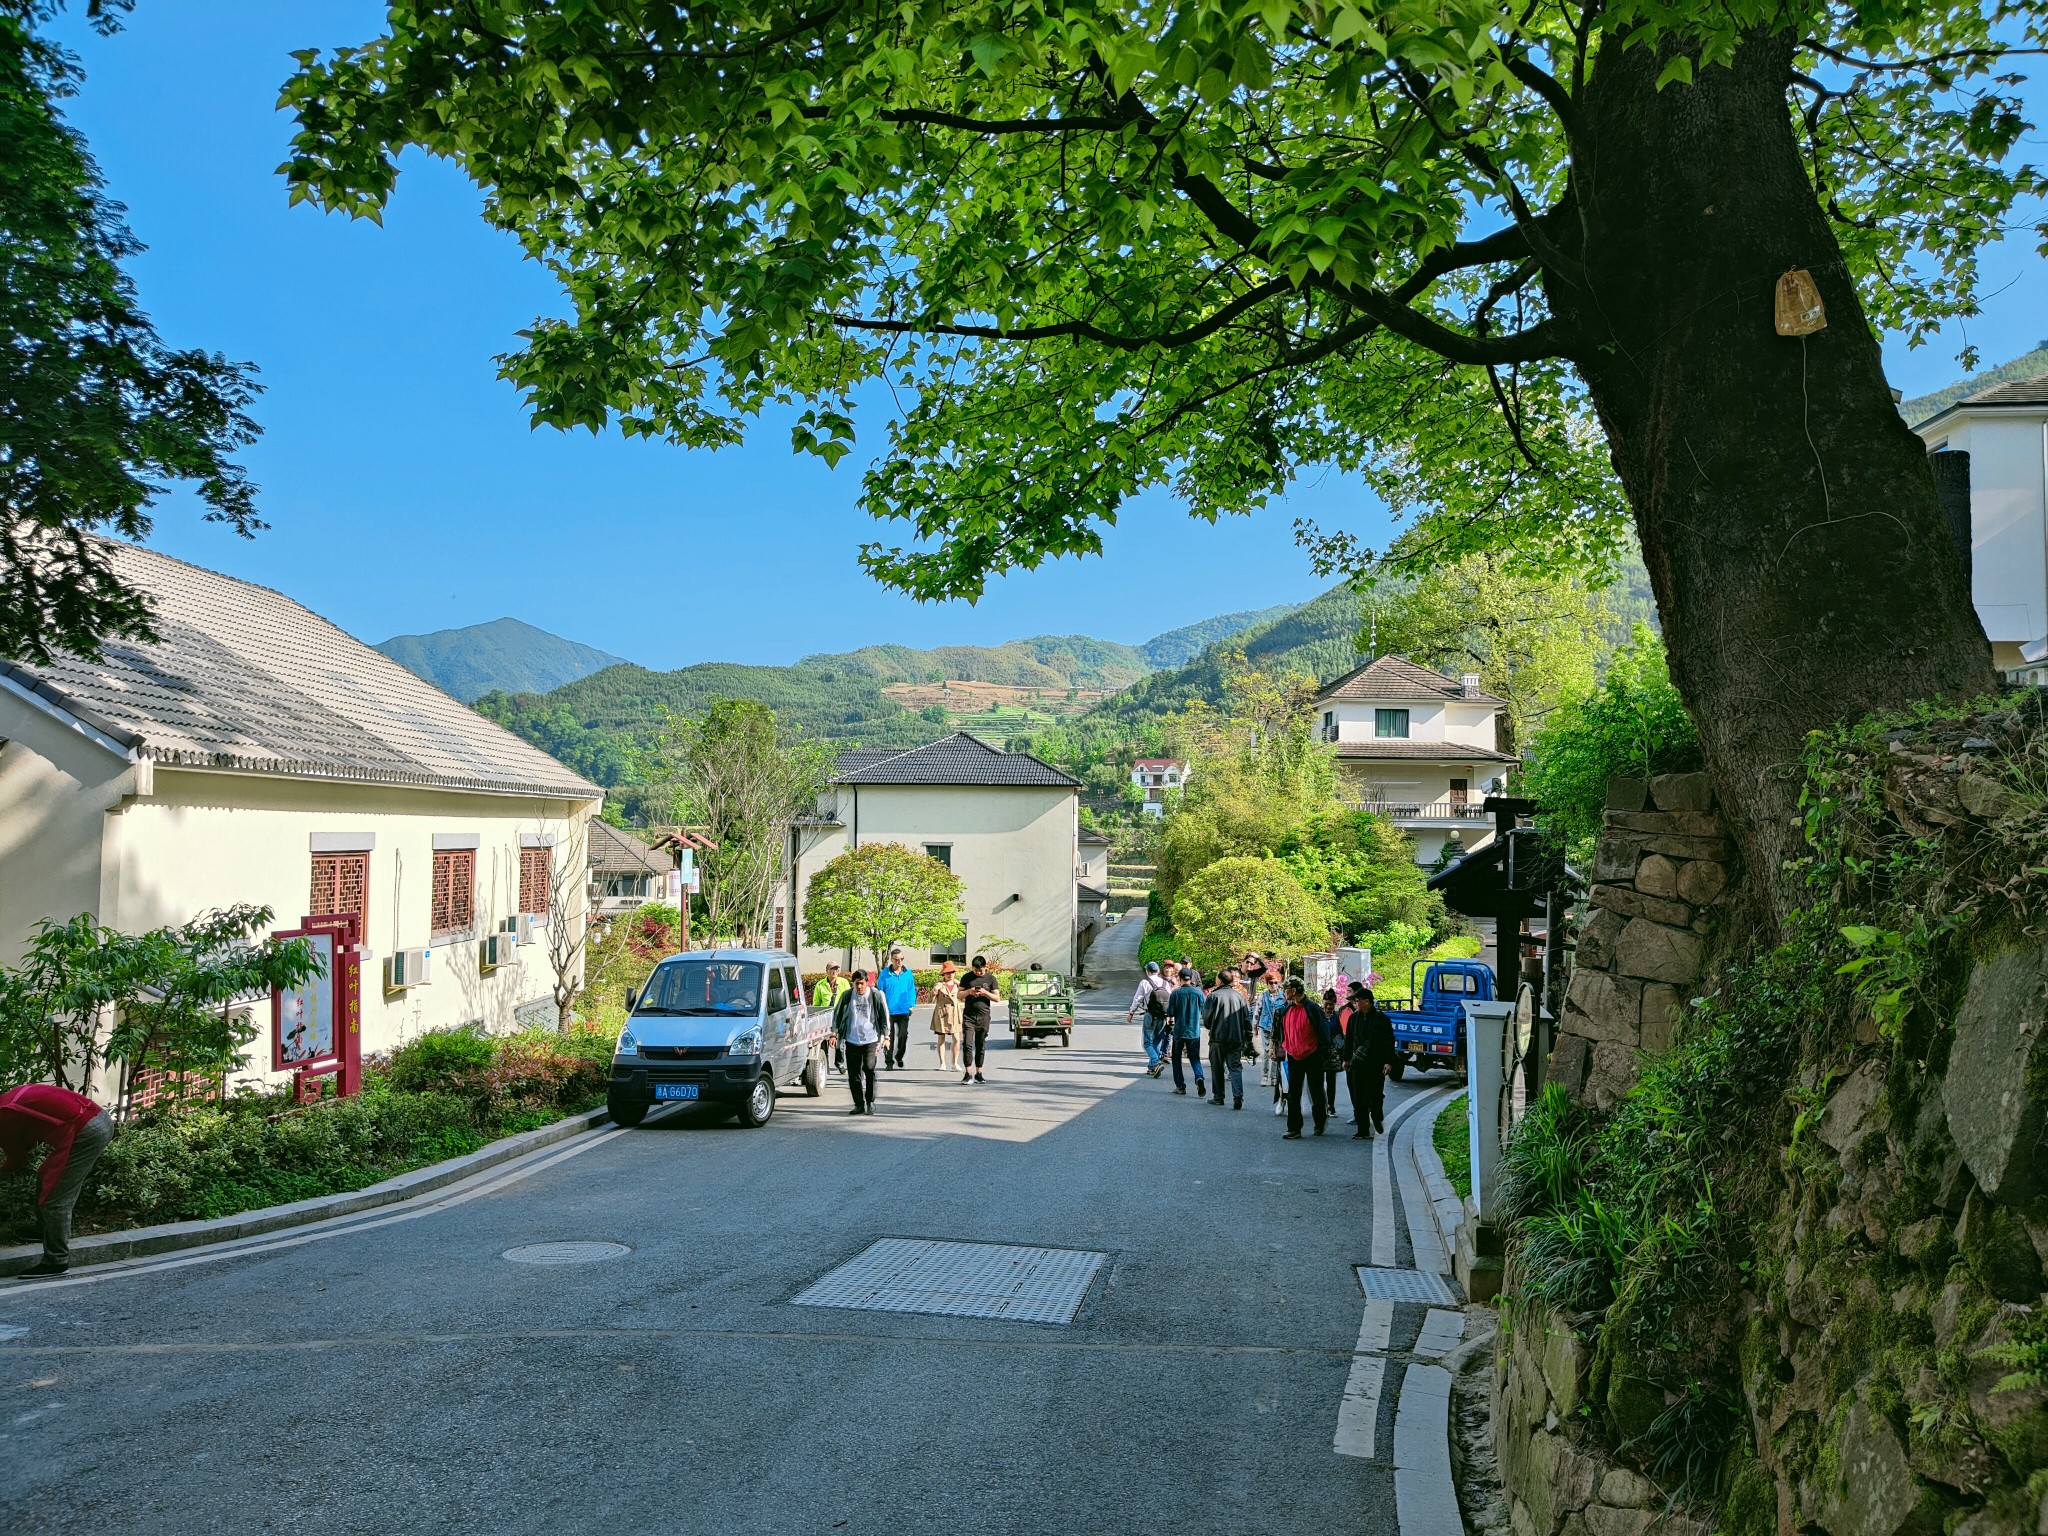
[480,932,518,969]
[386,947,432,989]
[503,913,543,945]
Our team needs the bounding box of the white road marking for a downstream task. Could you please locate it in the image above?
[4,1108,683,1294]
[1332,1298,1395,1459]
[1334,1082,1463,1464]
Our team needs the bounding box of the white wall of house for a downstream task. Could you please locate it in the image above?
[0,690,597,1093]
[794,783,1078,974]
[0,688,137,970]
[1321,698,1500,747]
[1078,840,1110,887]
[1919,412,2048,667]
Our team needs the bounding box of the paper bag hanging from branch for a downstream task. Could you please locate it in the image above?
[1775,268,1827,336]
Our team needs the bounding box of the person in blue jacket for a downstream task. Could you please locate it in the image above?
[1166,967,1207,1099]
[877,947,920,1069]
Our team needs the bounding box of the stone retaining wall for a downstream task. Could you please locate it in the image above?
[1548,773,1734,1109]
[1493,1297,1705,1536]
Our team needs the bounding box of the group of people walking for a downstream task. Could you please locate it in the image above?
[811,949,1002,1114]
[1126,957,1399,1139]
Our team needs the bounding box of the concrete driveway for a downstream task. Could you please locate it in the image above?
[0,915,1469,1535]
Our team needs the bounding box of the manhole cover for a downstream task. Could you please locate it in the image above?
[1355,1266,1459,1304]
[793,1239,1105,1324]
[502,1241,631,1266]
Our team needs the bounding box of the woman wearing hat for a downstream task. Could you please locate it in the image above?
[929,960,964,1074]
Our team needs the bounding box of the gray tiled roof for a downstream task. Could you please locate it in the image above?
[1914,376,2048,430]
[1314,654,1507,706]
[1961,378,2048,408]
[588,819,664,875]
[1334,739,1518,763]
[0,542,601,800]
[833,732,1081,787]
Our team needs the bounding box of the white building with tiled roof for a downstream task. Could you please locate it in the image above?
[788,733,1084,975]
[1311,655,1514,865]
[1911,376,2048,674]
[0,542,603,1090]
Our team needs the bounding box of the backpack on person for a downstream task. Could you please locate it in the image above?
[1145,979,1169,1020]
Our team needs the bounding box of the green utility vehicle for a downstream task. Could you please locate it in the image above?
[1007,969,1075,1048]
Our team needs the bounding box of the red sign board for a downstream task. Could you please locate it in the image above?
[271,912,363,1096]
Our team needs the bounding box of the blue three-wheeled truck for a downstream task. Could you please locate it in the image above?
[1381,958,1496,1079]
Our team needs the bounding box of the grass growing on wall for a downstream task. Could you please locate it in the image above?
[1435,1093,1471,1199]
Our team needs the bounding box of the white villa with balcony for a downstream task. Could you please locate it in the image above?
[1311,655,1515,865]
[1130,757,1189,818]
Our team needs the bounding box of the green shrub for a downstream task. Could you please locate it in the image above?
[2,1024,614,1237]
[387,1025,496,1094]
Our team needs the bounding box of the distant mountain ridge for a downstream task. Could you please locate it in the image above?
[1900,343,2048,428]
[374,618,625,703]
[465,601,1315,791]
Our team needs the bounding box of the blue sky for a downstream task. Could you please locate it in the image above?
[51,3,2048,669]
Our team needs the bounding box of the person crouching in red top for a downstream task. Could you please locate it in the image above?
[0,1084,114,1278]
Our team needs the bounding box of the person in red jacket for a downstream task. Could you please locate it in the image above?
[0,1084,114,1278]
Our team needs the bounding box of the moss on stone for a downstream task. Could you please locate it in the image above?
[1722,1453,1778,1536]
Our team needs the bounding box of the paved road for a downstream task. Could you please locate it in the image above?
[0,918,1468,1535]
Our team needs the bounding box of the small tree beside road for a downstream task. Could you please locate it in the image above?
[803,844,965,974]
[0,906,321,1101]
[644,700,832,944]
[1170,857,1328,974]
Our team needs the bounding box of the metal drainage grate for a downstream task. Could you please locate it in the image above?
[793,1239,1105,1324]
[503,1241,632,1266]
[1355,1266,1459,1305]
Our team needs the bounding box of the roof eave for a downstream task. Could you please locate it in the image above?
[1913,398,2048,435]
[144,751,602,802]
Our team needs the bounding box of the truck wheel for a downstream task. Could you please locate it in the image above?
[802,1052,824,1098]
[1061,1030,1072,1048]
[736,1073,776,1128]
[608,1093,648,1128]
[1013,1031,1027,1049]
[1388,1060,1406,1082]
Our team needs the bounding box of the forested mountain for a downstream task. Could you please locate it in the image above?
[799,634,1152,690]
[1137,603,1299,667]
[1074,584,1366,727]
[474,660,939,785]
[473,601,1313,792]
[374,618,623,702]
[795,607,1293,689]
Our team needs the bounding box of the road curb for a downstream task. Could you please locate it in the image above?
[0,1103,613,1278]
[1410,1088,1469,1268]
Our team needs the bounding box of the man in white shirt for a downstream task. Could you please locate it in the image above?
[833,970,890,1115]
[1126,961,1173,1077]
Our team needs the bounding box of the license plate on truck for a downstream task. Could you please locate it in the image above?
[654,1083,699,1101]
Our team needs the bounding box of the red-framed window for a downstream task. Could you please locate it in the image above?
[431,848,475,938]
[519,847,552,916]
[310,851,369,927]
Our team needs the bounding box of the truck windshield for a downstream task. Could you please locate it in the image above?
[637,960,763,1016]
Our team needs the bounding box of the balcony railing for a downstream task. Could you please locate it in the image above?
[1353,796,1494,823]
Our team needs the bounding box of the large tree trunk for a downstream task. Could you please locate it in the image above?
[1544,29,1997,924]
